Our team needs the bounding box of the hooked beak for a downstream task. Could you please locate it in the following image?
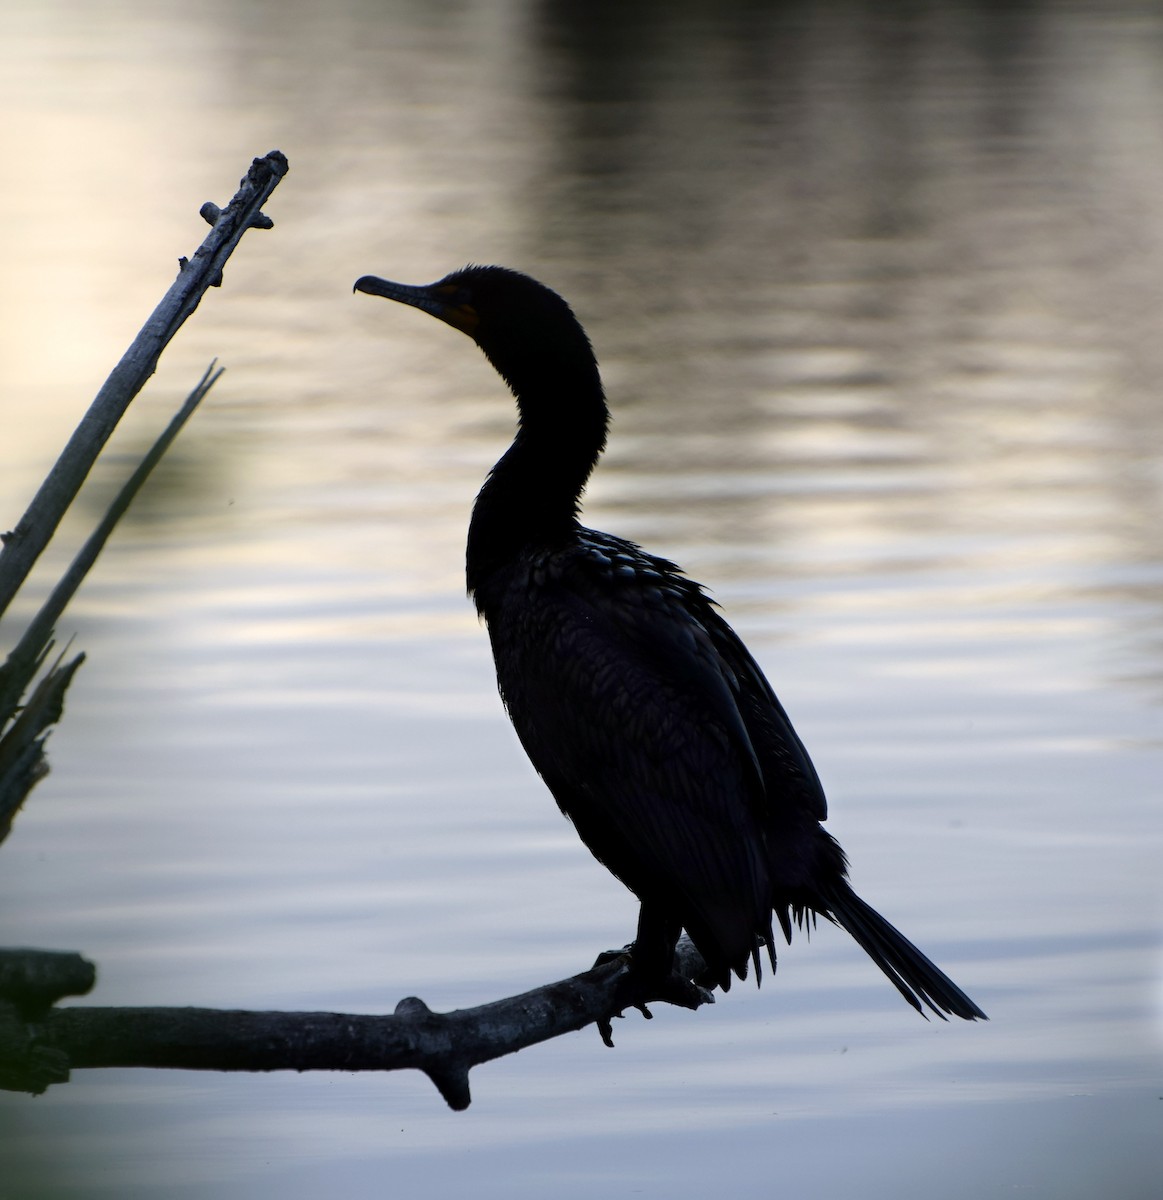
[353,275,479,336]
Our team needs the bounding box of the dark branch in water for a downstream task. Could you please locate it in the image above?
[0,941,713,1109]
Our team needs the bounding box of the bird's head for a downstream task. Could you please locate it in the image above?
[354,264,602,406]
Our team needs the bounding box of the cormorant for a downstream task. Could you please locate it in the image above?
[355,265,985,1021]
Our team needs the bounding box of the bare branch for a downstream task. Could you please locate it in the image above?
[0,363,222,722]
[0,362,219,720]
[0,150,288,620]
[1,940,714,1109]
[0,151,287,844]
[0,364,223,844]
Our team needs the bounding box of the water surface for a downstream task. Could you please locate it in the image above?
[1,2,1161,1197]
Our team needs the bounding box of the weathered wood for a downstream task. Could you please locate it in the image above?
[0,948,96,1013]
[3,939,714,1108]
[0,150,287,619]
[0,362,225,844]
[0,653,84,842]
[0,363,221,722]
[0,152,287,844]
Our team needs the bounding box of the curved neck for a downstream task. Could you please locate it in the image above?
[467,380,608,602]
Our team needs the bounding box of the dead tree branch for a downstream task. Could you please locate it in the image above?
[0,153,287,844]
[0,940,714,1109]
[0,365,221,840]
[0,150,288,619]
[0,363,222,719]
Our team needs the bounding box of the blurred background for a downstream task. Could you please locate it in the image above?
[1,1,1161,1196]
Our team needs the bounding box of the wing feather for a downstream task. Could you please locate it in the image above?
[481,533,774,971]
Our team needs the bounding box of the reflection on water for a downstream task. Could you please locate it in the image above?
[1,2,1162,1198]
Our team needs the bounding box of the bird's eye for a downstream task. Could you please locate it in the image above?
[434,283,472,306]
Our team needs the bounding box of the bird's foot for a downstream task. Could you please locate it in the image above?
[592,943,640,1047]
[654,972,715,1011]
[591,943,634,971]
[592,943,714,1047]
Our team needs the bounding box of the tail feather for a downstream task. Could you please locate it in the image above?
[816,882,987,1021]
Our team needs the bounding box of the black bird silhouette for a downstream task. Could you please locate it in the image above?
[355,265,985,1021]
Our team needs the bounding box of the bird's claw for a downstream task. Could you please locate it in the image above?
[591,944,634,971]
[593,947,714,1047]
[655,974,714,1011]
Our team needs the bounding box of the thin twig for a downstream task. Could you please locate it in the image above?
[0,363,222,723]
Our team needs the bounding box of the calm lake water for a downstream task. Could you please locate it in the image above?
[1,1,1161,1196]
